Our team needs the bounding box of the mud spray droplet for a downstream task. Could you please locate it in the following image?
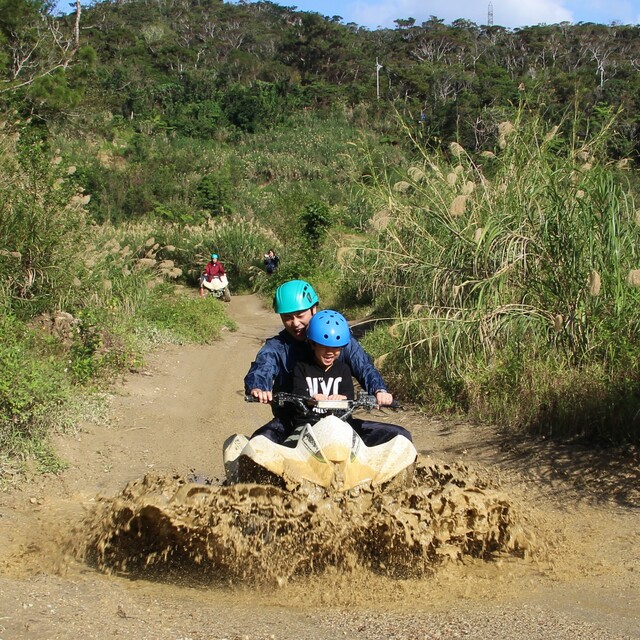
[71,459,536,585]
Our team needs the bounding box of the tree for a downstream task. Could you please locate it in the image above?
[0,0,82,116]
[394,18,416,30]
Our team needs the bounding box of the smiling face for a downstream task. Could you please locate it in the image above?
[311,342,342,370]
[280,307,315,341]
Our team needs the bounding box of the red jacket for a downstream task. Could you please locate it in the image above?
[204,260,225,281]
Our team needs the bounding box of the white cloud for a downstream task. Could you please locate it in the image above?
[494,0,574,27]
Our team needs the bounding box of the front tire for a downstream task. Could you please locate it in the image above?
[222,287,231,302]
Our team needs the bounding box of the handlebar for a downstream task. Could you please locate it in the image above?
[245,392,398,420]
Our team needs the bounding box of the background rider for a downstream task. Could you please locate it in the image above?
[199,253,226,297]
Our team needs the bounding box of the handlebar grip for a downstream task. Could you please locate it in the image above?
[244,395,260,403]
[372,399,401,410]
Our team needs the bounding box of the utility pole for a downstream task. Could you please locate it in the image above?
[488,2,493,26]
[376,58,383,100]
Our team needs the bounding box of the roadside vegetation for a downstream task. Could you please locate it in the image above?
[0,124,237,477]
[344,106,640,443]
[2,0,640,480]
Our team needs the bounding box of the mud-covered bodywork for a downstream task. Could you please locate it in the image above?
[227,394,418,491]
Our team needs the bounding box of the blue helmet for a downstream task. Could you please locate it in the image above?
[273,280,319,314]
[307,310,350,347]
[211,253,218,260]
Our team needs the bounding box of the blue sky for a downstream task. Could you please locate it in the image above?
[269,0,640,29]
[54,0,640,29]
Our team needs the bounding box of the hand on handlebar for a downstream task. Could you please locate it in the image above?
[312,393,348,402]
[250,388,273,404]
[375,391,394,407]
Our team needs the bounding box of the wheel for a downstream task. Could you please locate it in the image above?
[222,287,231,302]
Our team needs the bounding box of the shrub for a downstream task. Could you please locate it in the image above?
[0,315,69,458]
[195,173,233,217]
[300,201,332,245]
[0,123,87,318]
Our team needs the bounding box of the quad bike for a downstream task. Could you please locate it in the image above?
[223,392,417,492]
[201,274,231,302]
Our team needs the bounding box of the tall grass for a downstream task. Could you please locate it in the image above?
[345,108,640,442]
[0,124,87,317]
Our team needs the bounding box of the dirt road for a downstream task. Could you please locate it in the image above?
[0,294,638,639]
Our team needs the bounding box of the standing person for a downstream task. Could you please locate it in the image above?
[263,249,280,275]
[290,310,411,444]
[244,280,403,444]
[199,253,226,298]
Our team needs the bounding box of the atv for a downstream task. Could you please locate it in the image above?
[223,392,417,492]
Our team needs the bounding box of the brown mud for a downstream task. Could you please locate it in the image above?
[74,459,530,584]
[0,294,638,639]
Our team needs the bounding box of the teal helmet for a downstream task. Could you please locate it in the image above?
[273,279,319,314]
[211,253,218,260]
[307,310,350,347]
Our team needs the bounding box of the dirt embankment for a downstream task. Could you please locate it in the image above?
[0,294,638,640]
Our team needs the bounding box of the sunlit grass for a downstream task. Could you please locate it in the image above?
[347,108,640,442]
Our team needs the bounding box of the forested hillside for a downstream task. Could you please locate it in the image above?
[2,0,639,474]
[5,1,640,155]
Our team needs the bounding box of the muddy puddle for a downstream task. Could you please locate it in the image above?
[72,457,536,585]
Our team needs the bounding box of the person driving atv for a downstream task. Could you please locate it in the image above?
[199,253,226,298]
[244,280,409,445]
[289,310,411,445]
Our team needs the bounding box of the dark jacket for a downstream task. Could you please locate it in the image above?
[264,254,280,273]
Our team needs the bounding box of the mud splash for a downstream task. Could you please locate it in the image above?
[74,457,534,584]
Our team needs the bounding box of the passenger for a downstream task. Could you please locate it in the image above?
[291,309,355,426]
[290,310,410,445]
[244,281,411,445]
